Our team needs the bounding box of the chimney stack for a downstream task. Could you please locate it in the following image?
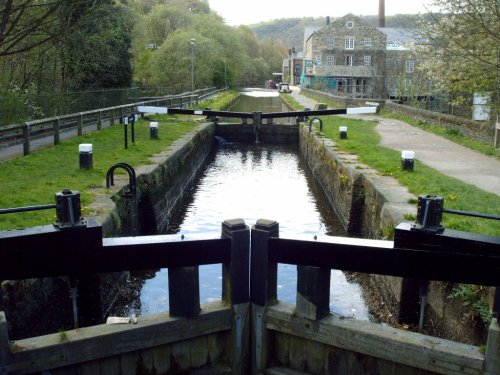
[378,0,385,27]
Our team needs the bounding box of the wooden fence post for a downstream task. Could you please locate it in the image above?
[97,110,102,130]
[54,117,60,145]
[77,113,83,136]
[120,106,124,124]
[22,122,30,156]
[221,219,250,375]
[110,108,115,126]
[168,267,200,318]
[0,311,10,369]
[296,265,330,320]
[251,219,279,375]
[494,121,500,149]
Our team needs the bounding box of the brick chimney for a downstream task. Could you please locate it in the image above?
[378,0,385,27]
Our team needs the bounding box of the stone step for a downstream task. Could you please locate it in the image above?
[267,366,313,375]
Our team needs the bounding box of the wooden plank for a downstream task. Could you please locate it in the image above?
[119,351,139,375]
[77,360,100,375]
[231,303,250,375]
[208,331,229,366]
[0,311,9,366]
[0,225,230,280]
[288,335,307,370]
[485,319,500,374]
[306,339,325,374]
[98,356,121,375]
[221,219,250,305]
[268,234,500,286]
[5,302,231,374]
[190,335,209,369]
[152,344,172,374]
[251,220,279,306]
[171,340,191,372]
[273,331,290,367]
[265,302,484,375]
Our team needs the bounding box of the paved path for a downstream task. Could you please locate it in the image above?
[290,86,500,197]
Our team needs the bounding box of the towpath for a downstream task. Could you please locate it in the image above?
[290,86,500,197]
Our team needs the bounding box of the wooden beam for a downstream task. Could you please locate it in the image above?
[4,302,231,374]
[0,222,230,279]
[265,302,484,375]
[268,233,500,286]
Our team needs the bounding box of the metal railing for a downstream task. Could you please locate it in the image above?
[0,88,222,157]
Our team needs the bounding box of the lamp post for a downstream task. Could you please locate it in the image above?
[190,38,196,93]
[223,59,227,88]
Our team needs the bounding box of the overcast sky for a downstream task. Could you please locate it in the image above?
[208,0,438,26]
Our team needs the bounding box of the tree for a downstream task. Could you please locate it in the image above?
[419,0,500,117]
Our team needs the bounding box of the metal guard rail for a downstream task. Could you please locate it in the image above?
[0,87,221,150]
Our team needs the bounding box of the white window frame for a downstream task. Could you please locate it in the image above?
[326,55,335,66]
[363,56,371,66]
[346,21,354,29]
[406,60,415,73]
[327,36,335,47]
[345,37,354,50]
[364,38,372,47]
[345,55,353,66]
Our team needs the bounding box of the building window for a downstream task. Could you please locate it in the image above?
[327,55,335,66]
[364,38,372,47]
[327,36,335,47]
[345,55,353,66]
[345,37,354,50]
[363,56,371,66]
[315,53,322,65]
[346,21,354,29]
[406,60,415,72]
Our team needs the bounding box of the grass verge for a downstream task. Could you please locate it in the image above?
[287,93,500,236]
[0,91,238,230]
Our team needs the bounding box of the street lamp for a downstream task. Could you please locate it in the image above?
[223,59,227,88]
[190,38,196,93]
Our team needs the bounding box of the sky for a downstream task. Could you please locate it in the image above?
[208,0,437,26]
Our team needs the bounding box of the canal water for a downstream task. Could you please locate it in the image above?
[123,90,370,320]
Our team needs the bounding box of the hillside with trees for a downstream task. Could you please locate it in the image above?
[248,14,421,51]
[0,0,288,125]
[1,0,497,125]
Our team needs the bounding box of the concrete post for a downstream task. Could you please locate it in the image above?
[221,219,250,375]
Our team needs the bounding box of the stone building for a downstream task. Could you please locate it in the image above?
[301,14,421,99]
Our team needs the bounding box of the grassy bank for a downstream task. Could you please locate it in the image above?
[0,91,238,231]
[284,93,500,236]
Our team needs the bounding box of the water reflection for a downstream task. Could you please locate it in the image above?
[128,143,370,320]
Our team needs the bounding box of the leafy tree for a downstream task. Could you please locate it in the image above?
[418,0,500,117]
